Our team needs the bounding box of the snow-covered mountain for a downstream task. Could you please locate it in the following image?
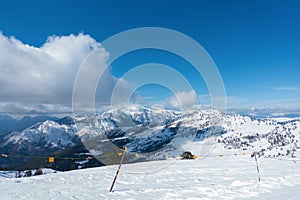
[0,105,299,170]
[217,115,300,158]
[0,120,76,153]
[0,115,58,135]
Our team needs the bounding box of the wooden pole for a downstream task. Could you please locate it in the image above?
[109,147,128,192]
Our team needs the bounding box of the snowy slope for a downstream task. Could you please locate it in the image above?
[1,156,300,200]
[214,116,300,158]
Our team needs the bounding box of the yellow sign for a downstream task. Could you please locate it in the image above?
[48,157,55,163]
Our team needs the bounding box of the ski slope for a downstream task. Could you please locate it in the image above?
[1,155,300,200]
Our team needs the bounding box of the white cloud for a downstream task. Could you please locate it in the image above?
[274,87,300,91]
[190,94,250,110]
[165,90,198,111]
[0,32,130,113]
[0,102,71,114]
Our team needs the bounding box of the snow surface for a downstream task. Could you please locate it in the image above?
[1,156,300,200]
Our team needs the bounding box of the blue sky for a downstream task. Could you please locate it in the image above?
[0,0,299,113]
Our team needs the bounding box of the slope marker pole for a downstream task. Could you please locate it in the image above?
[254,153,261,182]
[109,147,128,192]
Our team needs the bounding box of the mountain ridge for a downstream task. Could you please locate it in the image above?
[0,105,299,170]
